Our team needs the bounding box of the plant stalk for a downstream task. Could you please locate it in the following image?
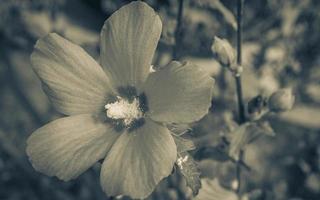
[235,0,245,124]
[235,0,246,197]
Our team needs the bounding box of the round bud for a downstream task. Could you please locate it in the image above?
[268,88,295,112]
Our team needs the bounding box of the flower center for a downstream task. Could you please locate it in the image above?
[104,96,143,126]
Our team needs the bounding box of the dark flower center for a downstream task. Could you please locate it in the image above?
[105,86,148,132]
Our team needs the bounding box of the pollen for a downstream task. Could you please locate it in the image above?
[105,96,143,126]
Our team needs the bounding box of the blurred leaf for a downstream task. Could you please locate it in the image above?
[229,123,253,160]
[279,105,320,129]
[173,134,196,153]
[254,121,276,137]
[229,121,275,160]
[194,178,237,200]
[196,0,237,30]
[177,152,201,196]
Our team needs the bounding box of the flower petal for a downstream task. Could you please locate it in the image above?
[31,33,115,115]
[100,119,176,199]
[143,61,214,124]
[26,114,120,181]
[100,1,162,90]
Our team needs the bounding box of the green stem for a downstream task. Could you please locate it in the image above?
[235,0,245,198]
[235,0,245,124]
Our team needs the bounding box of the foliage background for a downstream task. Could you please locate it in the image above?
[0,0,320,199]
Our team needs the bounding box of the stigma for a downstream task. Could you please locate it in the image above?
[105,96,143,126]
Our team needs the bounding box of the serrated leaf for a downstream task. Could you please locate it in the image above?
[173,134,196,153]
[194,178,237,200]
[177,152,201,195]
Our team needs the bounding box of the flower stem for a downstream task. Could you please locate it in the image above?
[235,0,245,124]
[173,0,184,60]
[235,0,245,198]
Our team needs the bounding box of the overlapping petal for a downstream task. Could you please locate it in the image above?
[143,61,214,124]
[31,33,115,115]
[100,119,177,199]
[100,1,162,90]
[26,114,120,181]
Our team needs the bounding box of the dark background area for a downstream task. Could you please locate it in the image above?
[0,0,320,199]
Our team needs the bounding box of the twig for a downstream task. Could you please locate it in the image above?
[172,0,184,60]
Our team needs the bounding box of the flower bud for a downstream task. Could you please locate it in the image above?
[247,95,268,120]
[211,36,236,67]
[268,88,295,112]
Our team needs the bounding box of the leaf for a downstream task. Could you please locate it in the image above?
[279,105,320,129]
[228,123,253,160]
[173,133,200,195]
[228,121,275,160]
[177,152,201,196]
[194,178,237,200]
[254,121,276,137]
[173,134,196,153]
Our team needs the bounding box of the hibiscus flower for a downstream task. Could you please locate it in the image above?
[26,1,214,199]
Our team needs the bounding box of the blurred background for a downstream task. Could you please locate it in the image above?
[0,0,320,199]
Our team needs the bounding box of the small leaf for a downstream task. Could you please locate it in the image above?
[254,121,276,137]
[194,178,237,200]
[228,123,253,160]
[177,152,201,195]
[173,134,196,153]
[229,121,276,160]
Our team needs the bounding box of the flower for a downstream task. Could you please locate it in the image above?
[268,88,295,112]
[26,1,214,199]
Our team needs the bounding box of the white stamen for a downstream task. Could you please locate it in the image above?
[149,65,156,73]
[177,155,189,170]
[105,96,142,126]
